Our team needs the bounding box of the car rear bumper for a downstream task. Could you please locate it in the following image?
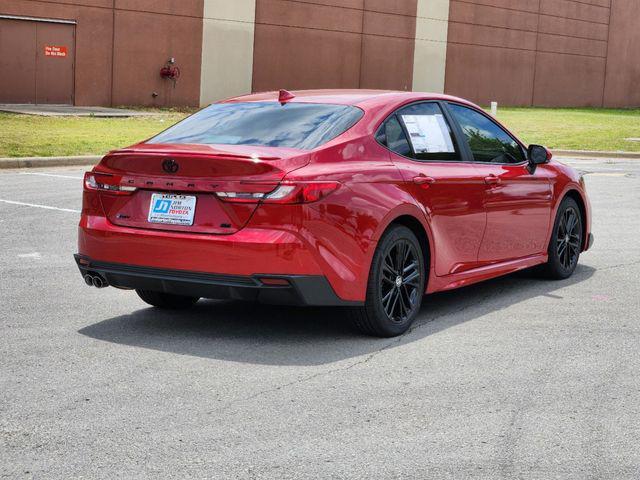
[79,215,324,274]
[76,215,363,305]
[74,255,361,306]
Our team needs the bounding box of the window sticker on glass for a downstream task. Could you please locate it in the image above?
[401,114,455,154]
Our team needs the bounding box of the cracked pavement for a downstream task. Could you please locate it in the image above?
[1,158,639,479]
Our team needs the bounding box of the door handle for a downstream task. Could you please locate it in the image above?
[413,175,436,186]
[484,174,501,186]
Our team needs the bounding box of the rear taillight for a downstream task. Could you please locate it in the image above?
[215,191,268,202]
[265,182,340,204]
[215,182,340,204]
[84,172,136,195]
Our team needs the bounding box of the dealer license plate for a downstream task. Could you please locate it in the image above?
[148,193,196,226]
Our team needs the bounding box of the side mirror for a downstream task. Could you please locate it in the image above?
[527,144,552,172]
[528,144,552,164]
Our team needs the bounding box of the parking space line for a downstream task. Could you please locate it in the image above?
[0,198,80,213]
[18,172,83,180]
[585,173,628,177]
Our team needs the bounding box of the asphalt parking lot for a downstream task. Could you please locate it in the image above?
[1,158,639,479]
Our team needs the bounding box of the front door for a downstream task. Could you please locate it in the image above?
[377,102,487,276]
[446,103,553,262]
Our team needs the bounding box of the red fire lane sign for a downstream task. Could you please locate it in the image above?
[44,45,67,57]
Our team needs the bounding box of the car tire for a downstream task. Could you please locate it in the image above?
[540,196,583,280]
[350,225,426,337]
[136,289,199,309]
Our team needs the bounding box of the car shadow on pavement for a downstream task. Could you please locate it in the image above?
[78,264,595,366]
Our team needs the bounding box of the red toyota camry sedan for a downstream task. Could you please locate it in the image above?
[75,90,593,337]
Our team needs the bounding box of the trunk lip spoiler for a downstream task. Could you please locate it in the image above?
[109,149,283,161]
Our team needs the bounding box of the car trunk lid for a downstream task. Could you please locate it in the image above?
[93,143,309,234]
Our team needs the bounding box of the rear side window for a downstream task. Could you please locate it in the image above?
[397,103,459,161]
[377,116,412,157]
[447,103,525,164]
[147,102,363,150]
[377,102,460,161]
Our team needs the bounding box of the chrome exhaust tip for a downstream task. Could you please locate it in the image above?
[84,272,108,288]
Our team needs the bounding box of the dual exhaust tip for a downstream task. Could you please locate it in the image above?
[84,273,108,289]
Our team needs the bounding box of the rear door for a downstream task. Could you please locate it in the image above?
[378,102,487,276]
[446,103,553,262]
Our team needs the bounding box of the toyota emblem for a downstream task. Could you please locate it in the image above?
[162,159,179,174]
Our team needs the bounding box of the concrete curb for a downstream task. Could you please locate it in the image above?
[0,155,101,169]
[553,149,640,159]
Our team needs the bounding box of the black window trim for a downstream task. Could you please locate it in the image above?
[442,101,529,166]
[374,100,474,164]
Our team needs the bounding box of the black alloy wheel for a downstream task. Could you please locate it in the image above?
[540,196,583,279]
[380,239,421,324]
[350,225,426,337]
[556,206,581,271]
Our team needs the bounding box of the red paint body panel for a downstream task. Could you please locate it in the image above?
[389,158,487,276]
[472,162,553,262]
[77,90,592,303]
[78,216,323,275]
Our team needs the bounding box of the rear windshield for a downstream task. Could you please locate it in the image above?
[147,101,363,150]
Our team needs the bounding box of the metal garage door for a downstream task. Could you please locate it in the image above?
[0,16,75,104]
